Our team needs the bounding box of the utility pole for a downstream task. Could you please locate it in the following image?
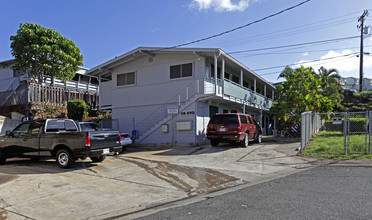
[358,10,369,92]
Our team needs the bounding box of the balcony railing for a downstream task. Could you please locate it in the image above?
[204,78,273,110]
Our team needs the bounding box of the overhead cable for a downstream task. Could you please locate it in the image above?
[161,0,311,50]
[253,52,358,72]
[229,36,360,54]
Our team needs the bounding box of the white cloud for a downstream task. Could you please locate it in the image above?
[296,50,372,77]
[190,0,257,12]
[302,52,309,56]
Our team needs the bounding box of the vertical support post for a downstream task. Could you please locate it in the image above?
[178,94,181,106]
[369,111,371,154]
[76,75,80,90]
[344,112,348,155]
[214,53,218,95]
[240,69,243,86]
[254,78,257,93]
[272,90,275,100]
[221,56,225,96]
[264,85,267,97]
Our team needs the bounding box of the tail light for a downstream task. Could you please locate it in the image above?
[85,136,91,147]
[119,134,122,142]
[237,126,242,133]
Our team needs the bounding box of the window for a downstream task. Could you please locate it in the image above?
[239,115,248,124]
[170,63,192,79]
[232,75,239,84]
[210,64,221,79]
[13,123,30,135]
[30,122,43,134]
[45,119,77,133]
[209,115,239,125]
[79,123,103,132]
[224,72,230,79]
[117,72,135,86]
[248,116,253,124]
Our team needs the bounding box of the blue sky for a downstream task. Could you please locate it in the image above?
[1,0,371,83]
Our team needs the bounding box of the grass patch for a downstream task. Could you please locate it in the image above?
[302,131,372,160]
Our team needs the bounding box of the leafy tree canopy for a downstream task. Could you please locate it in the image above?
[270,66,342,127]
[10,23,83,83]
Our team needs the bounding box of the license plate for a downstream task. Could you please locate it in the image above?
[102,148,110,155]
[219,127,227,132]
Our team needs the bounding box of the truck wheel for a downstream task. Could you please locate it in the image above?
[0,150,6,165]
[211,140,219,147]
[240,133,249,148]
[90,155,106,163]
[56,149,75,168]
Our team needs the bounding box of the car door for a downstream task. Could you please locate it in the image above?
[3,122,31,157]
[247,116,257,139]
[25,121,43,157]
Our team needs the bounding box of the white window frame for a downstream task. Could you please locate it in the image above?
[117,71,136,87]
[169,62,193,80]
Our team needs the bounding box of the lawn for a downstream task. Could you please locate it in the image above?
[302,131,372,160]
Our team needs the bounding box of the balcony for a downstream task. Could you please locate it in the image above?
[204,78,273,110]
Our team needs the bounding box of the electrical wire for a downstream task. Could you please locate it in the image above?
[228,36,360,54]
[253,52,358,72]
[160,0,311,50]
[209,16,356,48]
[234,45,372,58]
[258,56,358,77]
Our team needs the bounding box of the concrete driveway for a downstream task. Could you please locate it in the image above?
[0,138,317,220]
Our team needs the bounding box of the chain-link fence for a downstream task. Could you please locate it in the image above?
[300,111,371,155]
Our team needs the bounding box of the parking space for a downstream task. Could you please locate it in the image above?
[0,139,317,220]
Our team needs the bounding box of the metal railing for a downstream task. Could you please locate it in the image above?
[135,80,201,137]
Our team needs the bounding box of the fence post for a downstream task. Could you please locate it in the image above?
[300,111,308,154]
[344,112,347,155]
[369,111,372,154]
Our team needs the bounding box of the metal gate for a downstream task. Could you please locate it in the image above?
[346,112,369,154]
[301,111,371,154]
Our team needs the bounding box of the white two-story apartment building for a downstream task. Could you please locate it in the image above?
[88,47,276,146]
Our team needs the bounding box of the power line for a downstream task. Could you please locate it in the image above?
[234,45,372,58]
[254,52,358,72]
[228,36,360,54]
[208,15,356,48]
[259,56,357,77]
[161,0,311,50]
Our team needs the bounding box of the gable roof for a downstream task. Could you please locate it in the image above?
[86,46,275,88]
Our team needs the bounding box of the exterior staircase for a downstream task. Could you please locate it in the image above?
[136,94,202,143]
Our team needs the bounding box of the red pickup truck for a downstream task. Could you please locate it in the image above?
[206,113,262,147]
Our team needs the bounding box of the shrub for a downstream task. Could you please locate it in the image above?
[67,99,89,121]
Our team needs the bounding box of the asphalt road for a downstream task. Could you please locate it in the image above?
[135,161,372,220]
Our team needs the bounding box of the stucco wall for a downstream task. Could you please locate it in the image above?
[111,53,205,109]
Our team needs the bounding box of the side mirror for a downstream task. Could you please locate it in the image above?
[5,130,12,136]
[13,132,20,138]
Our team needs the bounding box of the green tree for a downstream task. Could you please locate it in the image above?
[10,23,83,84]
[270,66,342,128]
[67,99,89,121]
